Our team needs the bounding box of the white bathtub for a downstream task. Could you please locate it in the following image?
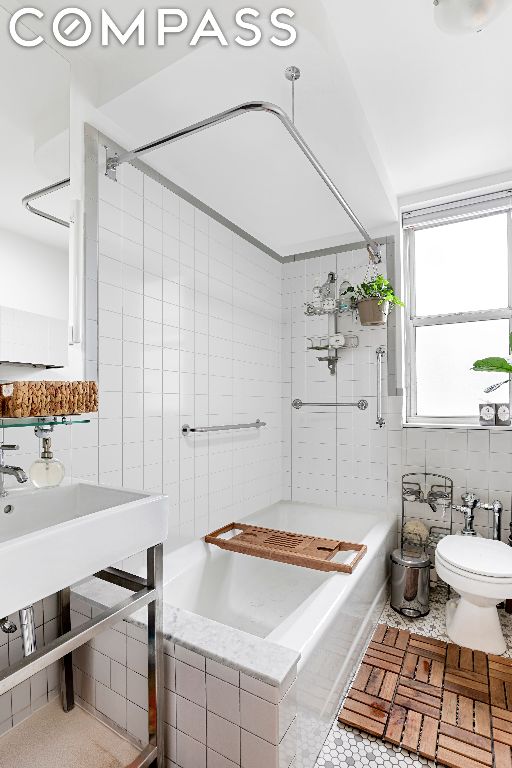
[162,501,396,768]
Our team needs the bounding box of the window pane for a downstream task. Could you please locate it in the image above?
[414,214,508,316]
[416,319,510,417]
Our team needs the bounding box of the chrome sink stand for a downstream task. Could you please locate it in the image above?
[0,543,164,768]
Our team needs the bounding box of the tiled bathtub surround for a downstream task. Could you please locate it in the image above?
[84,127,284,538]
[282,249,512,541]
[282,246,401,515]
[70,591,298,768]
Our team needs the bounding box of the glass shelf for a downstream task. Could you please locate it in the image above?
[0,415,91,429]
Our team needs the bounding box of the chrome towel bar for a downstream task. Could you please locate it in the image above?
[292,399,368,411]
[182,420,266,436]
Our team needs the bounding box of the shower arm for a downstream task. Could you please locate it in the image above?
[105,100,382,263]
[22,178,70,229]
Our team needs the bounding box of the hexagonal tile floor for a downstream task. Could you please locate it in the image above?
[315,584,512,768]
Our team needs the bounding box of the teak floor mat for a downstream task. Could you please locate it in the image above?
[338,624,512,768]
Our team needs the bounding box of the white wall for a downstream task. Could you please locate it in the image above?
[282,247,512,544]
[0,227,68,319]
[399,427,512,541]
[282,246,402,515]
[80,134,283,537]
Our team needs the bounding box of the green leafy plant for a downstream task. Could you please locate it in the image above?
[472,333,512,373]
[341,275,404,308]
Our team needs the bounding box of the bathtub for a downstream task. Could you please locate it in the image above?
[162,500,396,768]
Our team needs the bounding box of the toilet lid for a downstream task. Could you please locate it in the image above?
[437,536,512,578]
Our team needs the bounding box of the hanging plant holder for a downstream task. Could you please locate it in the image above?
[357,298,390,327]
[341,271,403,329]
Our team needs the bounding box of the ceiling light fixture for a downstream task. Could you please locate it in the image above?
[433,0,511,34]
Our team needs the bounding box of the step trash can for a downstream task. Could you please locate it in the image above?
[390,546,430,618]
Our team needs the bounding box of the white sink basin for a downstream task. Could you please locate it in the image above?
[0,482,168,619]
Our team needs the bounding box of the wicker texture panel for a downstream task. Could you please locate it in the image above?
[0,381,98,418]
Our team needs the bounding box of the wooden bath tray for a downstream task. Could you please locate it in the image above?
[204,522,367,574]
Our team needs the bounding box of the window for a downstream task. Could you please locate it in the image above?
[404,193,512,424]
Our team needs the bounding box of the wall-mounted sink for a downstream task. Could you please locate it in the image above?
[0,482,168,619]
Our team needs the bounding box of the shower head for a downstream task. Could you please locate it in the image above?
[484,378,509,394]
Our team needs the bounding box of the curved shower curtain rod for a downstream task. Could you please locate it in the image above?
[23,100,382,261]
[22,177,70,229]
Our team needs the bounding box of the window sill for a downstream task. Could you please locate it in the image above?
[404,422,512,431]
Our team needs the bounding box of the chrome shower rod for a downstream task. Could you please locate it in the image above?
[22,177,70,229]
[105,101,381,262]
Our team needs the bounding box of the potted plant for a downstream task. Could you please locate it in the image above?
[472,332,512,394]
[472,333,512,377]
[341,274,404,326]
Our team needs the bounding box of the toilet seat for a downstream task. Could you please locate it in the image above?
[436,535,512,580]
[435,535,512,654]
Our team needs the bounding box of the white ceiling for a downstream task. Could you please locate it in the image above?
[324,0,512,198]
[4,0,512,256]
[0,4,69,250]
[99,20,397,255]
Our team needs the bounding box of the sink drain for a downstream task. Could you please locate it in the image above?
[3,504,13,514]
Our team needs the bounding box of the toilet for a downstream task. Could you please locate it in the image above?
[435,535,512,655]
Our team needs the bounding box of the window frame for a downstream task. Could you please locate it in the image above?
[404,202,512,427]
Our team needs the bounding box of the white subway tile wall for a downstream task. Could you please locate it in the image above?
[91,150,284,536]
[283,250,512,539]
[398,426,512,539]
[70,594,297,768]
[282,249,400,514]
[0,595,61,736]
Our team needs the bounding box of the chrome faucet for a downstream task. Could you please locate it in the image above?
[0,445,28,497]
[453,492,503,538]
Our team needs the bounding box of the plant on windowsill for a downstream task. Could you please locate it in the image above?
[472,333,512,393]
[341,274,404,327]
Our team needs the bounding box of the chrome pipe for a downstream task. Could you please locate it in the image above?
[19,607,37,657]
[376,346,386,428]
[182,419,266,436]
[22,177,70,229]
[292,399,369,411]
[0,587,156,696]
[106,101,381,261]
[58,588,74,712]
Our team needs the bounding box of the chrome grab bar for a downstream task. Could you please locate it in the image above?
[376,346,386,428]
[182,420,266,436]
[292,399,369,411]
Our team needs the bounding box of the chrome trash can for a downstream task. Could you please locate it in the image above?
[390,547,430,618]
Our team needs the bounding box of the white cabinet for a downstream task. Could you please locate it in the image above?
[0,306,68,367]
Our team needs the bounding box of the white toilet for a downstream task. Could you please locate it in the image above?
[435,535,512,655]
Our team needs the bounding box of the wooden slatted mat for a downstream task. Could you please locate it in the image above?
[205,522,367,573]
[339,624,512,768]
[489,654,512,768]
